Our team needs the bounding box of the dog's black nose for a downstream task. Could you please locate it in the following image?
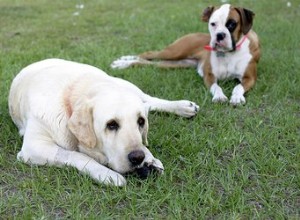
[128,150,145,166]
[216,32,226,42]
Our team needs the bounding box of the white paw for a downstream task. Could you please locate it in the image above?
[82,159,127,186]
[230,94,246,105]
[230,84,246,106]
[119,55,139,61]
[212,93,228,103]
[102,171,127,186]
[136,157,164,179]
[141,147,164,175]
[210,83,228,103]
[175,101,199,117]
[110,55,139,69]
[149,158,164,174]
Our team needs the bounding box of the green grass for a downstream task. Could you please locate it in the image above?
[1,0,299,219]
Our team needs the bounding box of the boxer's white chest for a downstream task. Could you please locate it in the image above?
[210,39,252,81]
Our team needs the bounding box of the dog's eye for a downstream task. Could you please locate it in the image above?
[106,120,119,131]
[137,117,145,127]
[210,22,216,27]
[226,19,237,32]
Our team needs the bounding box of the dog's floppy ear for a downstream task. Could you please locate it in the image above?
[235,7,255,34]
[68,98,96,148]
[202,6,214,22]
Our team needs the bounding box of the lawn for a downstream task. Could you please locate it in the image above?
[0,0,299,219]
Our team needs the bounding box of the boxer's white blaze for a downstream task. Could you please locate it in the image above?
[210,4,230,26]
[208,4,232,50]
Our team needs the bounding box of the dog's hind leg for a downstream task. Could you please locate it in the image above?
[140,33,208,60]
[18,118,126,186]
[111,33,209,69]
[111,56,198,69]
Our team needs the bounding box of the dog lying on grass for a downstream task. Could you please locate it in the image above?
[111,4,261,105]
[8,59,199,186]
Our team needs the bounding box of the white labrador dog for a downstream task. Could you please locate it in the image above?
[9,59,199,186]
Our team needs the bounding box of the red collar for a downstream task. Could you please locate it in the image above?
[204,34,248,52]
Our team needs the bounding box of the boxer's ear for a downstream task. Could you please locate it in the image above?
[235,7,255,34]
[202,6,214,22]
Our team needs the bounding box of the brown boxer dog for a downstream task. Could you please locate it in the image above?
[111,4,260,105]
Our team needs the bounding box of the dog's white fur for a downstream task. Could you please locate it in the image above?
[9,59,199,186]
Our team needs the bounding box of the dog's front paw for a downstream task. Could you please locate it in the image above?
[87,163,127,186]
[175,101,199,118]
[230,94,246,106]
[102,171,127,186]
[210,83,228,103]
[110,55,139,69]
[212,93,228,103]
[150,157,164,174]
[136,158,164,179]
[230,84,246,106]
